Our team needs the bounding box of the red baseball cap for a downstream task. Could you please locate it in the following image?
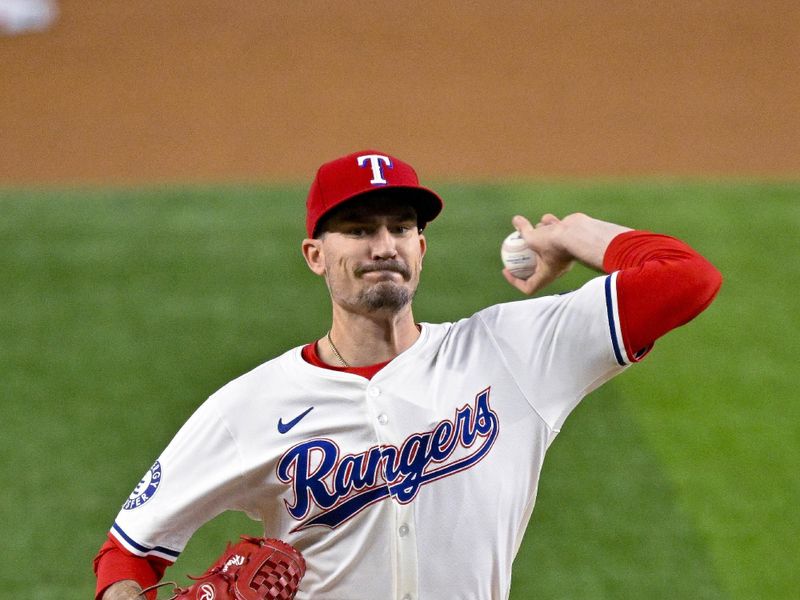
[305,150,443,237]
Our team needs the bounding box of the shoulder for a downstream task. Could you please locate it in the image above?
[469,275,618,351]
[206,346,303,405]
[480,275,610,318]
[473,290,568,328]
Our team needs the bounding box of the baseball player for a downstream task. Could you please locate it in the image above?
[94,150,722,600]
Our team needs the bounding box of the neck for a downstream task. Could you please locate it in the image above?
[322,305,420,367]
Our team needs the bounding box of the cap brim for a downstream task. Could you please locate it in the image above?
[313,185,443,236]
[376,185,443,225]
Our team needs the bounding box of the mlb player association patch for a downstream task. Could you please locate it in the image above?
[123,460,162,510]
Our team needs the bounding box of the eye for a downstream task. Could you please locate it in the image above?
[346,226,369,237]
[390,223,415,235]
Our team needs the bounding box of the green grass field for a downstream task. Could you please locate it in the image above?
[2,182,797,599]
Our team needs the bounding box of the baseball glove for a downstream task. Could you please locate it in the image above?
[141,536,306,600]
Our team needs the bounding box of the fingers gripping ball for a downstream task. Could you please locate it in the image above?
[142,536,306,600]
[501,231,537,279]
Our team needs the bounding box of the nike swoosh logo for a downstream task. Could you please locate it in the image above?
[278,406,314,434]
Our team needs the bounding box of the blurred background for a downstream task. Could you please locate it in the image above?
[2,2,798,599]
[3,0,800,183]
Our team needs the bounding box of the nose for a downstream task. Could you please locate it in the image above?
[370,226,397,260]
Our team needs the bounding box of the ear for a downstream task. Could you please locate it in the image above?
[301,238,326,276]
[418,233,427,260]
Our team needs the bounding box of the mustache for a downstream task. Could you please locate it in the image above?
[354,260,411,279]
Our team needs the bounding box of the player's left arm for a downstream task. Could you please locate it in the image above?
[93,535,170,599]
[506,212,723,357]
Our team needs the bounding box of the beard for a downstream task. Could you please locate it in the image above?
[357,280,414,312]
[328,259,418,314]
[353,259,415,312]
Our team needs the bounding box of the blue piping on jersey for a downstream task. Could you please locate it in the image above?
[112,522,180,559]
[604,275,626,366]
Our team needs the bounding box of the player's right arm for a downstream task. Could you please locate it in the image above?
[484,211,722,429]
[504,211,722,357]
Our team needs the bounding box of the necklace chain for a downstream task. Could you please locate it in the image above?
[326,331,350,367]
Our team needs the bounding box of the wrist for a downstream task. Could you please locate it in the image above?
[102,579,143,600]
[557,213,632,270]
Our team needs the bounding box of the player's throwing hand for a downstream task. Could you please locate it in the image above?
[502,212,632,295]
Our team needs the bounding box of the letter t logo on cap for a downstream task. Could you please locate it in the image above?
[357,154,393,185]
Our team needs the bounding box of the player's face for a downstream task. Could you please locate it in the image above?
[303,198,427,315]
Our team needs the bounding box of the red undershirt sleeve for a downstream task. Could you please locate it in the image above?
[93,535,171,600]
[603,230,722,361]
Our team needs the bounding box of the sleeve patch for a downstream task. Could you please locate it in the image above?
[122,461,162,511]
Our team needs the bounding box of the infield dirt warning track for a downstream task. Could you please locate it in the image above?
[2,1,799,184]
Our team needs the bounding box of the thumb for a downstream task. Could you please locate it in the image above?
[511,215,543,254]
[512,215,535,235]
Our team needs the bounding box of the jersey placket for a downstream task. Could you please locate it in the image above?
[365,381,419,600]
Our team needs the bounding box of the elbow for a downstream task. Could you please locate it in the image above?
[704,260,723,298]
[693,259,723,312]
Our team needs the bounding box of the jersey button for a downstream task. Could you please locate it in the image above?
[368,386,381,398]
[377,413,389,425]
[398,523,409,537]
[401,594,412,600]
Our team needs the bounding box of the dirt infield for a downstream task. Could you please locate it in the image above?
[2,1,799,184]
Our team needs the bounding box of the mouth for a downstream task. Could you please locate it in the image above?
[362,271,402,283]
[355,261,411,281]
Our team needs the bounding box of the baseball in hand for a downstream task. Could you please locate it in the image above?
[501,231,537,279]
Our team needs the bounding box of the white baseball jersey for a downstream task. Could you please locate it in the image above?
[110,273,632,600]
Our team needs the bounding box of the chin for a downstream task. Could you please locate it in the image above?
[359,282,414,312]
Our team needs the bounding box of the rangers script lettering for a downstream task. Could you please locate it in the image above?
[277,388,498,531]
